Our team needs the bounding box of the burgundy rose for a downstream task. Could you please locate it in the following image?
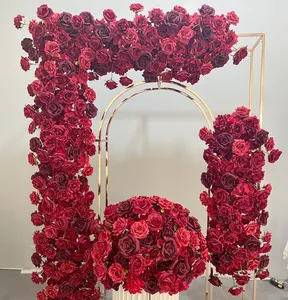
[80,11,94,25]
[164,10,182,28]
[60,282,74,296]
[148,8,164,24]
[58,61,76,76]
[95,24,112,44]
[259,255,270,269]
[143,71,157,83]
[129,3,144,13]
[207,238,223,254]
[268,149,282,163]
[31,252,42,267]
[209,275,222,287]
[213,52,229,68]
[217,132,233,150]
[255,129,269,146]
[58,12,72,28]
[53,172,69,186]
[30,137,42,152]
[162,238,178,260]
[21,38,33,53]
[201,172,212,189]
[141,233,156,248]
[233,46,248,65]
[135,52,152,71]
[188,216,201,233]
[144,277,159,294]
[129,254,146,275]
[173,257,190,278]
[221,173,238,190]
[14,15,24,29]
[47,101,63,116]
[119,76,133,86]
[250,151,265,169]
[229,287,243,296]
[258,211,269,226]
[105,80,118,90]
[37,4,53,20]
[201,26,214,41]
[117,199,133,216]
[86,103,98,118]
[199,5,215,16]
[245,236,261,252]
[71,15,84,30]
[118,234,140,258]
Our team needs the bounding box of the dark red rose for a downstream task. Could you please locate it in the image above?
[228,287,243,296]
[255,129,269,146]
[144,277,159,294]
[141,233,156,248]
[173,257,190,278]
[119,76,133,86]
[95,24,112,44]
[129,3,144,13]
[37,4,53,20]
[86,103,98,118]
[30,137,42,152]
[58,60,76,76]
[221,173,238,190]
[209,275,222,287]
[164,10,182,28]
[217,132,233,149]
[207,238,223,254]
[201,26,214,42]
[188,216,201,233]
[118,234,140,258]
[233,106,250,119]
[103,9,117,22]
[259,255,270,269]
[105,80,118,90]
[135,52,152,71]
[117,199,133,216]
[21,38,33,53]
[80,11,94,25]
[213,52,229,68]
[14,15,24,29]
[201,172,212,189]
[58,12,72,28]
[53,172,69,186]
[162,238,178,260]
[256,269,269,280]
[199,5,215,16]
[268,149,282,163]
[44,41,60,57]
[47,101,63,116]
[20,56,30,71]
[233,46,248,65]
[117,18,130,34]
[60,282,74,296]
[258,211,269,226]
[245,236,261,252]
[129,254,146,275]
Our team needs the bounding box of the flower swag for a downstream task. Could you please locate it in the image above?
[199,106,282,295]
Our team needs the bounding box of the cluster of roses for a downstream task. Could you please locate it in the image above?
[15,3,247,91]
[16,3,102,300]
[92,196,209,295]
[199,106,282,296]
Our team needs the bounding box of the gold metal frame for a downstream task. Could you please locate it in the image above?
[96,33,266,300]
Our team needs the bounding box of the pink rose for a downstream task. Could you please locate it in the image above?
[14,15,24,29]
[129,3,144,13]
[103,9,117,22]
[268,149,282,163]
[200,63,213,75]
[148,8,164,24]
[177,26,195,44]
[20,57,30,71]
[108,263,125,283]
[131,220,149,239]
[226,11,239,25]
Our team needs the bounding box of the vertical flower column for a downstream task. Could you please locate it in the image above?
[18,6,100,300]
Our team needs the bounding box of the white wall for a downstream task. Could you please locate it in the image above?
[0,0,287,279]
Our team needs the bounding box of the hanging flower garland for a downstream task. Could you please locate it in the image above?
[199,106,282,296]
[92,196,209,295]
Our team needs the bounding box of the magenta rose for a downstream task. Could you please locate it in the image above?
[118,234,140,258]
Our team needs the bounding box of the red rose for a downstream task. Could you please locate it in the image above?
[37,4,53,20]
[32,176,46,190]
[261,243,272,253]
[263,232,272,243]
[125,274,145,294]
[218,204,233,218]
[207,238,223,254]
[232,140,250,156]
[174,5,187,14]
[250,151,265,169]
[113,218,128,236]
[43,226,57,239]
[131,220,149,239]
[148,213,163,231]
[103,9,117,22]
[268,149,282,163]
[120,76,133,86]
[105,80,118,90]
[118,234,140,258]
[256,269,269,280]
[30,191,40,205]
[233,46,248,65]
[177,26,195,44]
[134,15,148,29]
[129,3,144,13]
[108,263,125,284]
[226,11,239,25]
[44,41,60,57]
[209,275,222,287]
[200,63,213,75]
[20,57,30,71]
[31,212,44,226]
[265,137,275,152]
[92,240,111,261]
[259,255,270,269]
[129,254,146,275]
[156,271,176,293]
[192,260,206,277]
[162,238,178,260]
[175,228,190,247]
[104,204,118,221]
[228,287,243,296]
[79,55,91,70]
[158,197,174,210]
[233,106,250,119]
[60,262,76,274]
[148,8,164,24]
[221,173,238,190]
[14,15,24,29]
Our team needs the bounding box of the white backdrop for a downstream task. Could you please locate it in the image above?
[0,0,287,278]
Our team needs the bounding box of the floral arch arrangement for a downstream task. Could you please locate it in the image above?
[13,2,265,300]
[199,106,282,295]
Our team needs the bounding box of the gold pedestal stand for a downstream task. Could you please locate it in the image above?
[96,33,266,300]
